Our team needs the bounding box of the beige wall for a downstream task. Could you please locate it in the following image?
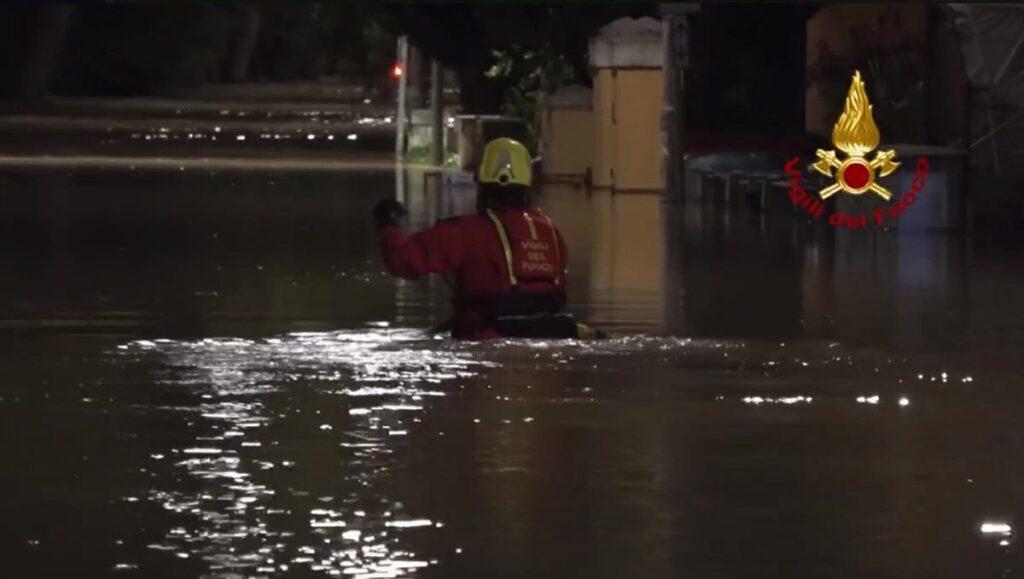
[592,68,665,191]
[614,70,665,191]
[593,69,616,188]
[543,108,594,176]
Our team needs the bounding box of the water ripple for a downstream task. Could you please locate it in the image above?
[118,327,493,577]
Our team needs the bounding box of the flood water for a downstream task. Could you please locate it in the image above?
[2,163,1024,578]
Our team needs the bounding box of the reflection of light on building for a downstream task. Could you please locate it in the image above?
[536,184,594,304]
[587,191,665,333]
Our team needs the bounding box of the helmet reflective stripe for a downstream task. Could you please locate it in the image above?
[492,149,515,184]
[478,138,532,187]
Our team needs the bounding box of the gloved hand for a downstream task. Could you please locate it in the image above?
[372,198,406,231]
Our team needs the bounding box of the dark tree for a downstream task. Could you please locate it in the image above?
[227,5,261,83]
[384,4,658,113]
[1,2,658,108]
[18,5,76,103]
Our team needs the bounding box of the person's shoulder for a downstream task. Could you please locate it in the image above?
[527,207,559,224]
[436,214,486,227]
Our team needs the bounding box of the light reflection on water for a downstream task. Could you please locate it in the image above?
[4,165,1024,577]
[120,327,496,577]
[115,329,1006,577]
[119,331,796,576]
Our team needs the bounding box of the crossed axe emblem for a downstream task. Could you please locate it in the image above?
[811,149,900,201]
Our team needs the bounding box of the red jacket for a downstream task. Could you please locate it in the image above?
[379,208,569,339]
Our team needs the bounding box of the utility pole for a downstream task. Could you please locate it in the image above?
[407,45,425,109]
[660,4,699,203]
[431,59,444,167]
[395,36,410,159]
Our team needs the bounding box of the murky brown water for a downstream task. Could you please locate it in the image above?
[2,164,1023,578]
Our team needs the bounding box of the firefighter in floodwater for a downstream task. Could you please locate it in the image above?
[373,137,601,340]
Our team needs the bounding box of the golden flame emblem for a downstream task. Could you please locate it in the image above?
[812,71,899,200]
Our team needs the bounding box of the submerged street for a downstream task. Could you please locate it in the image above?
[4,4,1024,575]
[2,162,1023,578]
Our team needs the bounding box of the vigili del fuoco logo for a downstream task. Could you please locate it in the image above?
[786,71,929,230]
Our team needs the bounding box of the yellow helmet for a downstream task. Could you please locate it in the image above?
[477,138,532,187]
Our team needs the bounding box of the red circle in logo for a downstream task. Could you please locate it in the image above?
[842,161,871,190]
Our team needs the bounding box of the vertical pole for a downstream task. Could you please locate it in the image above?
[431,59,444,167]
[662,15,680,202]
[407,45,424,109]
[395,36,410,160]
[676,19,687,203]
[660,5,695,204]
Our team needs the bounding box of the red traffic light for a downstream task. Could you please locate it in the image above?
[391,62,404,78]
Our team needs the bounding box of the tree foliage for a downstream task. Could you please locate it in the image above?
[382,3,657,115]
[1,2,657,112]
